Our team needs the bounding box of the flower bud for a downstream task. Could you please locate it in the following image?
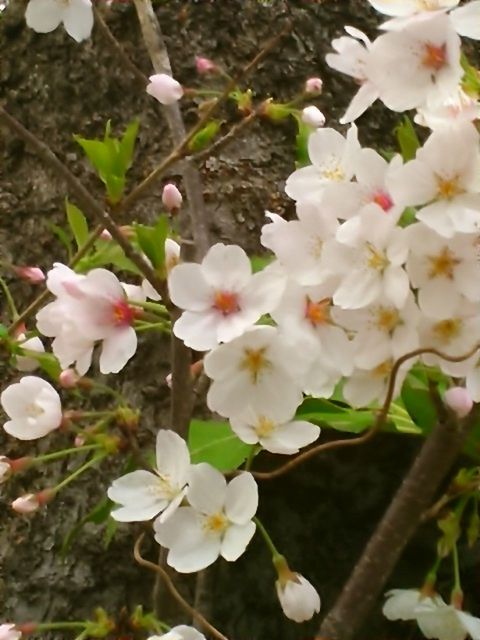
[146,74,184,105]
[301,106,326,128]
[165,373,173,389]
[59,368,79,389]
[74,435,86,447]
[0,623,22,640]
[444,387,473,418]
[100,228,112,241]
[305,77,323,94]
[273,555,321,623]
[162,184,183,212]
[12,494,40,514]
[13,266,45,284]
[0,457,12,484]
[195,56,217,74]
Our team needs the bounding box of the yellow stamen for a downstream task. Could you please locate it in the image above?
[255,416,276,438]
[433,318,462,343]
[427,247,460,279]
[240,347,270,383]
[436,176,463,200]
[374,306,400,333]
[305,297,331,327]
[203,512,228,535]
[366,244,388,272]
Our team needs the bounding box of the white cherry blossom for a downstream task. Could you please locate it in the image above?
[25,0,93,42]
[326,26,379,123]
[383,588,445,621]
[108,430,190,523]
[276,573,321,623]
[15,334,45,372]
[415,89,480,130]
[203,325,311,418]
[168,243,284,351]
[154,464,258,573]
[285,125,360,201]
[388,123,480,237]
[1,376,62,441]
[147,626,206,640]
[0,624,22,640]
[229,404,320,455]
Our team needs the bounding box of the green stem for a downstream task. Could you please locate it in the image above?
[135,322,171,333]
[131,300,169,316]
[253,517,280,557]
[0,275,19,319]
[53,454,105,493]
[34,444,103,464]
[452,542,462,593]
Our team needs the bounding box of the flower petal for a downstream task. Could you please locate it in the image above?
[224,473,258,524]
[221,521,256,561]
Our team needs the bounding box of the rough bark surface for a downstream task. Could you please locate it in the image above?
[1,2,479,639]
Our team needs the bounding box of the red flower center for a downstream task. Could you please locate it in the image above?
[422,43,447,71]
[372,189,393,212]
[213,291,240,316]
[112,300,135,327]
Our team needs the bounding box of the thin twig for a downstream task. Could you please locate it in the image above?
[133,533,230,640]
[253,343,480,481]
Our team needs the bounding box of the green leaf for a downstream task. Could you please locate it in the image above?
[118,119,140,173]
[77,239,139,274]
[188,120,222,153]
[461,54,480,97]
[188,419,253,472]
[250,255,273,273]
[401,369,437,432]
[103,517,118,549]
[134,215,169,271]
[0,324,8,339]
[35,352,62,381]
[294,116,311,167]
[395,116,420,161]
[74,136,112,177]
[65,200,89,249]
[48,222,73,259]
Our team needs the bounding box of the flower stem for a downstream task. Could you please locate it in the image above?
[53,454,106,493]
[253,517,280,557]
[0,275,18,320]
[37,622,87,631]
[452,542,462,594]
[34,444,103,464]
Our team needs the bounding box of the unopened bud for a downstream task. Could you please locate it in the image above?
[59,368,79,389]
[13,266,45,284]
[12,493,40,514]
[100,229,112,241]
[195,56,217,74]
[162,184,183,212]
[0,623,23,640]
[305,77,323,94]
[74,435,86,447]
[165,373,173,389]
[8,456,33,474]
[444,387,474,418]
[301,106,326,128]
[146,73,184,105]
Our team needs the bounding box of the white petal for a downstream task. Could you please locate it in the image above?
[450,1,480,39]
[221,521,256,561]
[167,535,221,573]
[457,611,480,640]
[107,470,165,508]
[382,589,421,621]
[62,0,93,42]
[168,264,213,311]
[25,0,62,33]
[99,327,137,374]
[340,83,379,124]
[173,310,223,351]
[224,473,258,524]
[201,243,251,290]
[155,430,190,487]
[264,420,321,455]
[154,506,203,551]
[187,463,226,514]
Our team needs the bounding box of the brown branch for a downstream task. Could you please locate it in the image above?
[253,344,480,481]
[133,533,230,640]
[315,345,480,640]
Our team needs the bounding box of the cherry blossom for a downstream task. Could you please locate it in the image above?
[25,0,93,43]
[148,627,206,640]
[285,125,360,201]
[203,325,311,418]
[229,404,320,455]
[15,334,45,372]
[0,624,22,640]
[154,464,258,573]
[276,572,321,622]
[444,386,474,418]
[168,243,284,351]
[415,89,480,130]
[108,430,190,523]
[146,74,184,105]
[302,106,326,128]
[11,494,40,514]
[1,376,62,441]
[162,184,183,211]
[383,588,444,621]
[305,77,323,94]
[326,26,379,123]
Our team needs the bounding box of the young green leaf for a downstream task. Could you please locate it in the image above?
[395,116,420,161]
[65,200,89,249]
[188,419,253,472]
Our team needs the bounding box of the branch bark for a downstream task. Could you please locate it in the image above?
[316,409,478,640]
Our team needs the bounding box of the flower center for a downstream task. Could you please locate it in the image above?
[428,247,460,279]
[308,236,324,259]
[213,291,240,316]
[240,347,270,383]
[25,402,44,418]
[203,511,229,535]
[255,415,276,438]
[321,160,345,182]
[112,300,135,327]
[422,43,447,72]
[149,474,177,500]
[305,297,331,327]
[436,176,463,200]
[373,359,393,378]
[366,244,388,272]
[372,190,393,212]
[374,306,400,333]
[433,318,462,343]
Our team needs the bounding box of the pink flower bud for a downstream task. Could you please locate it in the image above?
[302,106,326,128]
[14,266,45,284]
[59,368,79,389]
[445,387,474,418]
[305,77,323,94]
[165,373,173,389]
[162,184,183,211]
[0,623,22,640]
[74,435,86,447]
[146,74,184,105]
[100,229,112,241]
[195,56,217,74]
[12,494,40,514]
